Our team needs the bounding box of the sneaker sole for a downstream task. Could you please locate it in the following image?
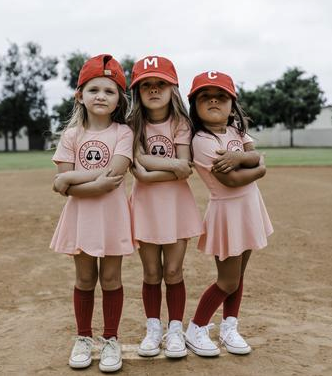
[69,358,92,369]
[164,348,187,358]
[220,338,251,355]
[186,341,220,357]
[99,359,122,372]
[137,347,161,357]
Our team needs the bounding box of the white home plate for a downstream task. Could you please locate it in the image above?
[91,343,166,360]
[122,344,166,359]
[91,343,221,360]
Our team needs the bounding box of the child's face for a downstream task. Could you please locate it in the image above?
[78,77,119,118]
[195,86,232,127]
[139,77,172,116]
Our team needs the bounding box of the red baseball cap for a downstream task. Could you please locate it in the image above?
[77,54,126,91]
[130,56,178,89]
[188,71,237,99]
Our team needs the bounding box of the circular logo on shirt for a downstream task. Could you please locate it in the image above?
[147,135,173,158]
[79,140,110,169]
[227,140,244,152]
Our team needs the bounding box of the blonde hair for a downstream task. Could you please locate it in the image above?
[57,83,128,146]
[64,85,128,131]
[127,85,192,153]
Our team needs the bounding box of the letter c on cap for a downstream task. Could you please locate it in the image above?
[144,57,158,70]
[207,71,218,79]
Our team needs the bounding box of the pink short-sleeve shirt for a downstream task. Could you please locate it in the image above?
[50,123,135,257]
[130,118,203,244]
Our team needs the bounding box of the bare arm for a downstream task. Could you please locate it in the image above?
[132,143,193,183]
[212,142,260,173]
[136,143,192,179]
[65,155,130,197]
[132,159,178,183]
[212,154,266,187]
[52,162,75,196]
[241,142,261,167]
[53,166,109,195]
[55,168,108,185]
[52,163,120,197]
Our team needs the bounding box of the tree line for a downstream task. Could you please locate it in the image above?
[0,42,326,151]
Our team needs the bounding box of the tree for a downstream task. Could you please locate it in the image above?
[0,42,58,150]
[0,43,25,151]
[120,55,135,97]
[52,51,89,131]
[274,68,325,147]
[0,94,29,151]
[238,67,325,146]
[238,82,279,128]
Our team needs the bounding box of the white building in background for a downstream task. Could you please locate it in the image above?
[249,105,332,147]
[306,105,332,129]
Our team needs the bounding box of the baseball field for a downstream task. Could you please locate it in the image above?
[0,148,331,376]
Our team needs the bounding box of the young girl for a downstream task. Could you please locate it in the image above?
[50,54,134,372]
[127,56,203,358]
[185,71,273,356]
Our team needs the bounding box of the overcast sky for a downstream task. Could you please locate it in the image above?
[1,0,331,110]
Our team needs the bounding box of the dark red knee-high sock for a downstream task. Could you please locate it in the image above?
[193,283,228,327]
[223,276,244,319]
[142,282,162,319]
[74,287,94,337]
[102,286,124,339]
[166,280,186,322]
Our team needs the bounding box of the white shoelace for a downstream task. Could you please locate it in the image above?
[190,323,215,345]
[221,325,244,345]
[98,337,120,360]
[163,329,186,347]
[144,325,162,343]
[72,336,94,357]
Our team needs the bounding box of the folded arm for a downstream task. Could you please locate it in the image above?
[53,155,130,198]
[136,143,192,180]
[132,144,193,183]
[212,154,266,187]
[212,142,260,173]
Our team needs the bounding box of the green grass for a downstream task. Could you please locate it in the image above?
[258,148,332,166]
[0,148,332,171]
[0,151,55,170]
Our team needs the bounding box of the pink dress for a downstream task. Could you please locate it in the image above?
[130,119,203,244]
[192,127,273,261]
[50,123,135,257]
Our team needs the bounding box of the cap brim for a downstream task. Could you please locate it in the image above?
[188,83,236,99]
[130,72,178,89]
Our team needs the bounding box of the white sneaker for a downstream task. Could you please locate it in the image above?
[138,318,163,357]
[98,336,122,372]
[220,316,251,355]
[163,320,187,358]
[185,320,220,357]
[69,336,94,369]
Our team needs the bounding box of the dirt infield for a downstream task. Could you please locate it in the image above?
[0,167,331,376]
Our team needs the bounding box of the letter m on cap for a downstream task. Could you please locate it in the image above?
[144,57,158,70]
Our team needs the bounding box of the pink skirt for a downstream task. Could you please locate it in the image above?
[131,179,203,245]
[198,188,273,260]
[50,186,135,257]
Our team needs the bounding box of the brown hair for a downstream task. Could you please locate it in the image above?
[127,85,192,154]
[189,91,251,138]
